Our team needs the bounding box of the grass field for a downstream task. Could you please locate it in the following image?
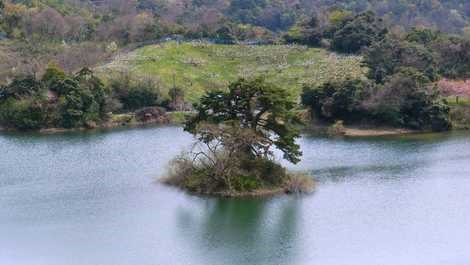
[98,41,366,102]
[447,97,470,107]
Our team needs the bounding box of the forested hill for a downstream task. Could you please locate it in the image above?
[1,0,469,79]
[1,0,469,47]
[2,0,470,36]
[200,0,470,33]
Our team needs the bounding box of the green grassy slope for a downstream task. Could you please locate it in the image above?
[98,42,366,102]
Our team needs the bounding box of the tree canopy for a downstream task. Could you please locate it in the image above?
[185,78,302,164]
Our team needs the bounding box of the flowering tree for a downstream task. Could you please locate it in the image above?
[438,79,470,101]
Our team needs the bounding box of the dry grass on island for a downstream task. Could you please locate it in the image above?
[162,153,314,197]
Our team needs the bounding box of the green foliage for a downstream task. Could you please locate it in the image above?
[284,11,387,53]
[50,78,79,96]
[115,78,161,111]
[327,120,346,136]
[364,36,439,83]
[186,77,302,163]
[121,88,159,111]
[0,97,47,130]
[450,105,470,130]
[366,68,451,131]
[231,174,261,192]
[42,63,66,88]
[364,28,470,81]
[405,28,440,45]
[214,23,237,44]
[58,80,89,128]
[227,0,296,31]
[0,75,42,100]
[432,36,470,79]
[240,157,287,186]
[0,67,109,130]
[301,78,374,122]
[301,69,452,131]
[331,11,388,54]
[283,17,323,46]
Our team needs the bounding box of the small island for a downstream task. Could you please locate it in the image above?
[162,78,314,197]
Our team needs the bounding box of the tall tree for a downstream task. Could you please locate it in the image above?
[185,77,302,164]
[331,11,388,53]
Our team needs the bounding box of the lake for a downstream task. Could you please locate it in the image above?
[1,126,470,265]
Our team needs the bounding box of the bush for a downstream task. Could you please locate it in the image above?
[450,106,470,129]
[57,70,106,128]
[327,120,346,136]
[364,68,451,131]
[240,157,287,186]
[432,36,470,79]
[285,174,315,194]
[301,69,452,131]
[232,175,261,192]
[0,75,43,100]
[364,36,439,83]
[301,78,374,122]
[111,76,162,111]
[122,88,160,111]
[331,11,387,54]
[0,97,47,130]
[42,64,66,88]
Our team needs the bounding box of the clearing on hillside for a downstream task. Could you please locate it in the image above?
[97,41,366,102]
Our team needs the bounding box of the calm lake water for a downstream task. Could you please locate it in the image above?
[1,126,470,265]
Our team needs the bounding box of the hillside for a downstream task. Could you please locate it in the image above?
[97,42,366,102]
[2,0,470,82]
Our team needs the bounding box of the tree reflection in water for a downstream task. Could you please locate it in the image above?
[175,197,303,265]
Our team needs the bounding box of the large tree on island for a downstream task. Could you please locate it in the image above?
[185,77,302,164]
[164,78,312,195]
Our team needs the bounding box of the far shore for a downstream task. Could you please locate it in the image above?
[2,117,467,137]
[0,111,188,134]
[343,127,418,137]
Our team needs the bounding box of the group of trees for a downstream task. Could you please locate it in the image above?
[298,19,468,131]
[285,10,388,53]
[0,66,170,130]
[285,8,470,77]
[0,66,107,129]
[328,0,469,34]
[2,0,470,45]
[302,69,451,131]
[365,28,470,82]
[0,0,161,43]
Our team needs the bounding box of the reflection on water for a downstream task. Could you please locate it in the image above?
[1,127,470,265]
[176,198,301,264]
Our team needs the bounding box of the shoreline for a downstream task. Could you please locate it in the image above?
[0,124,451,137]
[162,183,312,199]
[0,121,171,134]
[343,127,418,137]
[1,118,467,137]
[0,111,188,134]
[160,172,316,198]
[304,123,421,137]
